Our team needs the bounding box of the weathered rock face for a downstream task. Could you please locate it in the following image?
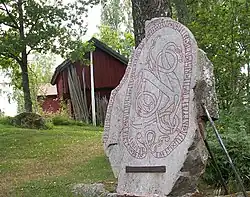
[195,49,219,120]
[103,17,217,197]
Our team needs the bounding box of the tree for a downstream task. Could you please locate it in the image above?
[130,0,250,109]
[131,0,172,46]
[101,0,122,30]
[101,0,133,33]
[102,0,250,110]
[99,0,134,58]
[95,25,134,58]
[186,0,250,110]
[7,53,54,113]
[0,0,99,112]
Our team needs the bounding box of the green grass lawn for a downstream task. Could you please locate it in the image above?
[0,124,116,197]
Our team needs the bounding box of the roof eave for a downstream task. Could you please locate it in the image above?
[50,38,129,85]
[50,59,72,85]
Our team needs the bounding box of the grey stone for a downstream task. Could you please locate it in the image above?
[107,193,118,197]
[72,183,109,197]
[195,49,219,120]
[168,130,208,197]
[103,17,217,197]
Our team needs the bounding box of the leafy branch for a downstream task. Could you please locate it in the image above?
[0,0,19,28]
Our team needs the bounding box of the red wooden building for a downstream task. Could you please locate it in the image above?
[50,37,128,123]
[37,83,60,113]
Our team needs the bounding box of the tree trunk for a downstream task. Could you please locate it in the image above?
[20,58,33,112]
[131,0,172,47]
[247,63,250,103]
[18,0,33,112]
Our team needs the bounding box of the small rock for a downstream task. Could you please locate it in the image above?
[107,193,118,197]
[72,183,109,197]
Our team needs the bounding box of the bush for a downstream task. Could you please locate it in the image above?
[44,118,54,129]
[11,112,50,130]
[39,101,89,127]
[203,107,250,192]
[204,132,250,191]
[0,116,13,125]
[52,115,86,126]
[52,115,72,125]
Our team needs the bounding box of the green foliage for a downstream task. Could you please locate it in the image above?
[39,101,87,126]
[38,99,86,126]
[11,112,50,130]
[95,25,134,58]
[44,119,54,130]
[99,0,134,58]
[215,106,250,135]
[101,0,133,32]
[0,0,98,58]
[51,115,86,126]
[69,41,95,63]
[0,109,5,117]
[0,0,100,112]
[0,116,12,125]
[12,53,55,113]
[204,133,250,191]
[187,0,250,110]
[51,115,72,125]
[172,2,250,191]
[203,107,250,191]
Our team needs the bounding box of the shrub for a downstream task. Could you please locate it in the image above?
[52,115,72,125]
[44,118,54,129]
[11,112,50,130]
[52,115,86,126]
[204,132,250,191]
[0,116,13,125]
[39,101,88,126]
[203,107,250,192]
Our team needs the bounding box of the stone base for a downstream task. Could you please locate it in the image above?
[116,191,250,197]
[116,191,204,197]
[117,195,160,197]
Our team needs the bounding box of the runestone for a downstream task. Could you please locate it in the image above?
[103,17,217,197]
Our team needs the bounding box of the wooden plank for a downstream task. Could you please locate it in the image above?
[126,166,166,173]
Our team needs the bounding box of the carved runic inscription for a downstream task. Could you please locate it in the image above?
[122,20,193,159]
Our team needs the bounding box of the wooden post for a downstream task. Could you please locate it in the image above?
[90,51,96,126]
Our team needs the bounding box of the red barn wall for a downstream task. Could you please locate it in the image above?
[54,47,127,113]
[84,48,127,89]
[38,95,60,113]
[56,74,64,98]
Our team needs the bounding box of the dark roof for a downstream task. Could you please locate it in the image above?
[50,37,129,85]
[89,37,128,65]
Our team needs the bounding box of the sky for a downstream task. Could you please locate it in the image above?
[0,3,101,116]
